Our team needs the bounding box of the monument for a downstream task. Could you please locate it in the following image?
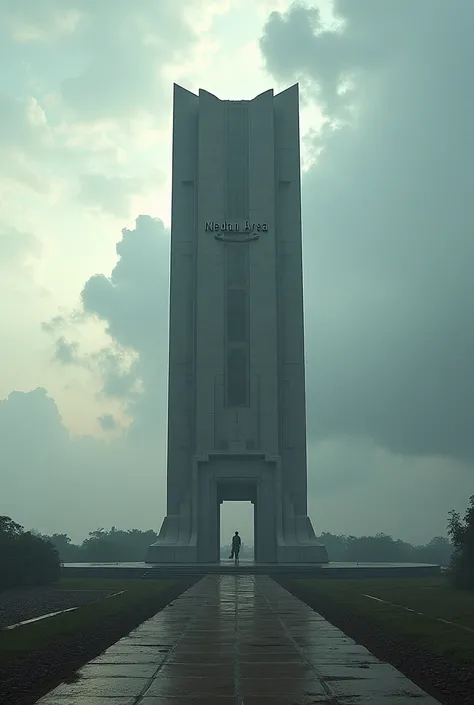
[146,84,328,564]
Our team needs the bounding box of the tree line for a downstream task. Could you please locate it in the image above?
[41,528,453,565]
[1,495,473,590]
[313,532,454,565]
[34,527,159,563]
[37,527,455,566]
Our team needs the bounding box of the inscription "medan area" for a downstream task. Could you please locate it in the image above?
[205,221,268,233]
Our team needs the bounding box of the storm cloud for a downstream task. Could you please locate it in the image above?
[261,0,474,461]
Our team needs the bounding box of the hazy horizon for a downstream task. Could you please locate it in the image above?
[1,0,473,548]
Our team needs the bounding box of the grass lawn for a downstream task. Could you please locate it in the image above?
[0,577,178,666]
[295,577,474,664]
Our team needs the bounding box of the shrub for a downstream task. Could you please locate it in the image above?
[447,496,474,590]
[0,516,60,590]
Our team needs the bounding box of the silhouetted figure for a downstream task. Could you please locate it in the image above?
[229,531,241,565]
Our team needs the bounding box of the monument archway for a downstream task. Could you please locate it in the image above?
[219,499,254,561]
[197,457,277,564]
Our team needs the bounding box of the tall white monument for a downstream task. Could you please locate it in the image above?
[146,84,328,563]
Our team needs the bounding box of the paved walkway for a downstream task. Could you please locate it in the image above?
[37,575,441,704]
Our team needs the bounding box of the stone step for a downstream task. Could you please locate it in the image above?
[141,564,327,578]
[61,562,441,580]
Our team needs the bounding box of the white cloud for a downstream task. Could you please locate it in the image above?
[77,172,164,218]
[0,223,41,271]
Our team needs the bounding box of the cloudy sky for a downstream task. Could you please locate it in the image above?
[1,0,473,547]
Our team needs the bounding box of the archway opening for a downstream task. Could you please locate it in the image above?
[219,501,254,562]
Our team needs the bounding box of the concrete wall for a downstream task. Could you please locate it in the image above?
[195,90,226,455]
[274,86,308,516]
[167,85,198,514]
[248,90,279,457]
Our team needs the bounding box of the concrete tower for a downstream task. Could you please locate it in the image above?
[146,84,327,564]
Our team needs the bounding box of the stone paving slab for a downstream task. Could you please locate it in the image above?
[36,575,442,704]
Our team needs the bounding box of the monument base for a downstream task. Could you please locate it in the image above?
[146,543,197,563]
[276,513,329,563]
[145,514,197,563]
[276,543,328,563]
[145,513,328,564]
[145,541,328,564]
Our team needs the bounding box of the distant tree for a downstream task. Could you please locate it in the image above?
[36,533,82,562]
[344,533,416,563]
[0,516,24,538]
[315,532,348,561]
[79,527,159,561]
[447,496,474,589]
[415,536,453,566]
[81,535,123,562]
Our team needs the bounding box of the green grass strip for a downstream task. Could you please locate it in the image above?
[0,578,177,665]
[295,577,474,664]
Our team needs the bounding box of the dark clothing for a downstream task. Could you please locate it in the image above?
[230,535,241,559]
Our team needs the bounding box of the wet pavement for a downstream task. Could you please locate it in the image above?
[36,575,441,704]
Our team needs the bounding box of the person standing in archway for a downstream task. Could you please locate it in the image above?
[229,531,241,565]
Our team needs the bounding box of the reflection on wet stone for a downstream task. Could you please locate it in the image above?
[36,575,441,704]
